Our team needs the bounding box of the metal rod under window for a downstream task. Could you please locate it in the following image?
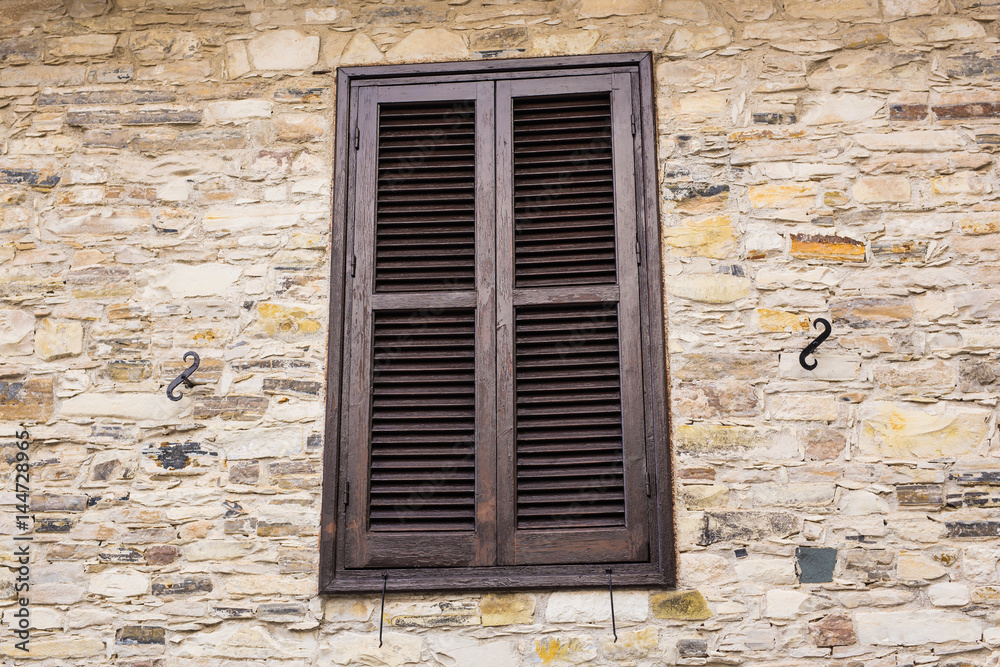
[607,568,617,642]
[379,572,388,648]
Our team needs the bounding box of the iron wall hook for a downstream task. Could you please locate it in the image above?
[166,351,201,401]
[799,318,831,371]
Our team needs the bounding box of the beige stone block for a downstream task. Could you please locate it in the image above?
[533,30,600,55]
[48,34,118,58]
[248,29,319,71]
[274,113,326,142]
[35,318,82,361]
[735,559,797,585]
[807,51,927,92]
[205,100,272,122]
[386,600,479,627]
[533,635,597,665]
[429,637,518,667]
[547,591,647,623]
[667,25,731,51]
[664,214,735,258]
[659,0,711,20]
[801,93,884,124]
[89,571,150,597]
[142,263,241,299]
[883,0,940,15]
[889,17,985,44]
[341,34,383,65]
[666,274,751,303]
[753,483,836,507]
[784,0,878,18]
[0,310,33,355]
[577,0,650,17]
[0,637,104,658]
[185,540,251,561]
[60,392,189,422]
[682,484,729,509]
[324,599,374,623]
[675,423,798,459]
[325,632,423,666]
[859,402,989,459]
[855,610,982,645]
[225,575,313,596]
[386,29,469,62]
[854,176,911,203]
[225,40,251,78]
[770,394,838,421]
[932,172,986,195]
[481,593,535,626]
[856,131,966,152]
[0,65,87,86]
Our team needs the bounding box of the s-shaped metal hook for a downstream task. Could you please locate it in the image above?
[166,351,201,401]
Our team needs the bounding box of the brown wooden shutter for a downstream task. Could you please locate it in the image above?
[344,82,496,568]
[496,74,650,566]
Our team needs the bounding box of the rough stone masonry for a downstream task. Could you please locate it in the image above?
[1,0,1000,664]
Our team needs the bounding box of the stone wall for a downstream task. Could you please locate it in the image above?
[2,0,1000,663]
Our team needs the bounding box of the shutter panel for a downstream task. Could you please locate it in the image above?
[496,74,650,566]
[344,82,496,569]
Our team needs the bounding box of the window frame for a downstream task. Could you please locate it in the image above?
[320,52,673,592]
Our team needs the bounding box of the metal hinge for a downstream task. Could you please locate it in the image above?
[630,113,636,137]
[635,234,642,265]
[645,468,652,497]
[351,255,357,277]
[343,481,350,506]
[354,127,360,150]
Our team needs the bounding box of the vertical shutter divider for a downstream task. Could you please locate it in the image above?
[495,80,516,567]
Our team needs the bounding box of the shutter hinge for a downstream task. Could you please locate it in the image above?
[353,127,360,150]
[343,481,350,506]
[635,234,642,265]
[645,469,652,497]
[351,254,357,277]
[630,113,636,137]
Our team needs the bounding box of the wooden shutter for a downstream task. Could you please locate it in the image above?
[344,82,496,568]
[496,74,650,565]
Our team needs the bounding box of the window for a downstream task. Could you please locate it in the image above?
[320,53,673,591]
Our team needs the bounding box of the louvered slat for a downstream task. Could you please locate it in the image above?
[512,92,617,288]
[375,101,476,292]
[369,309,477,532]
[514,303,626,530]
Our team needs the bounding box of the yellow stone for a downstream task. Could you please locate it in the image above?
[534,636,597,665]
[35,317,83,361]
[651,590,712,620]
[957,213,1000,235]
[481,593,535,626]
[257,303,322,337]
[859,402,989,459]
[756,309,810,332]
[663,215,735,258]
[749,183,817,208]
[682,485,729,509]
[790,234,866,262]
[604,626,659,656]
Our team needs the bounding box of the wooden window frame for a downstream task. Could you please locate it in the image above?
[320,53,673,592]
